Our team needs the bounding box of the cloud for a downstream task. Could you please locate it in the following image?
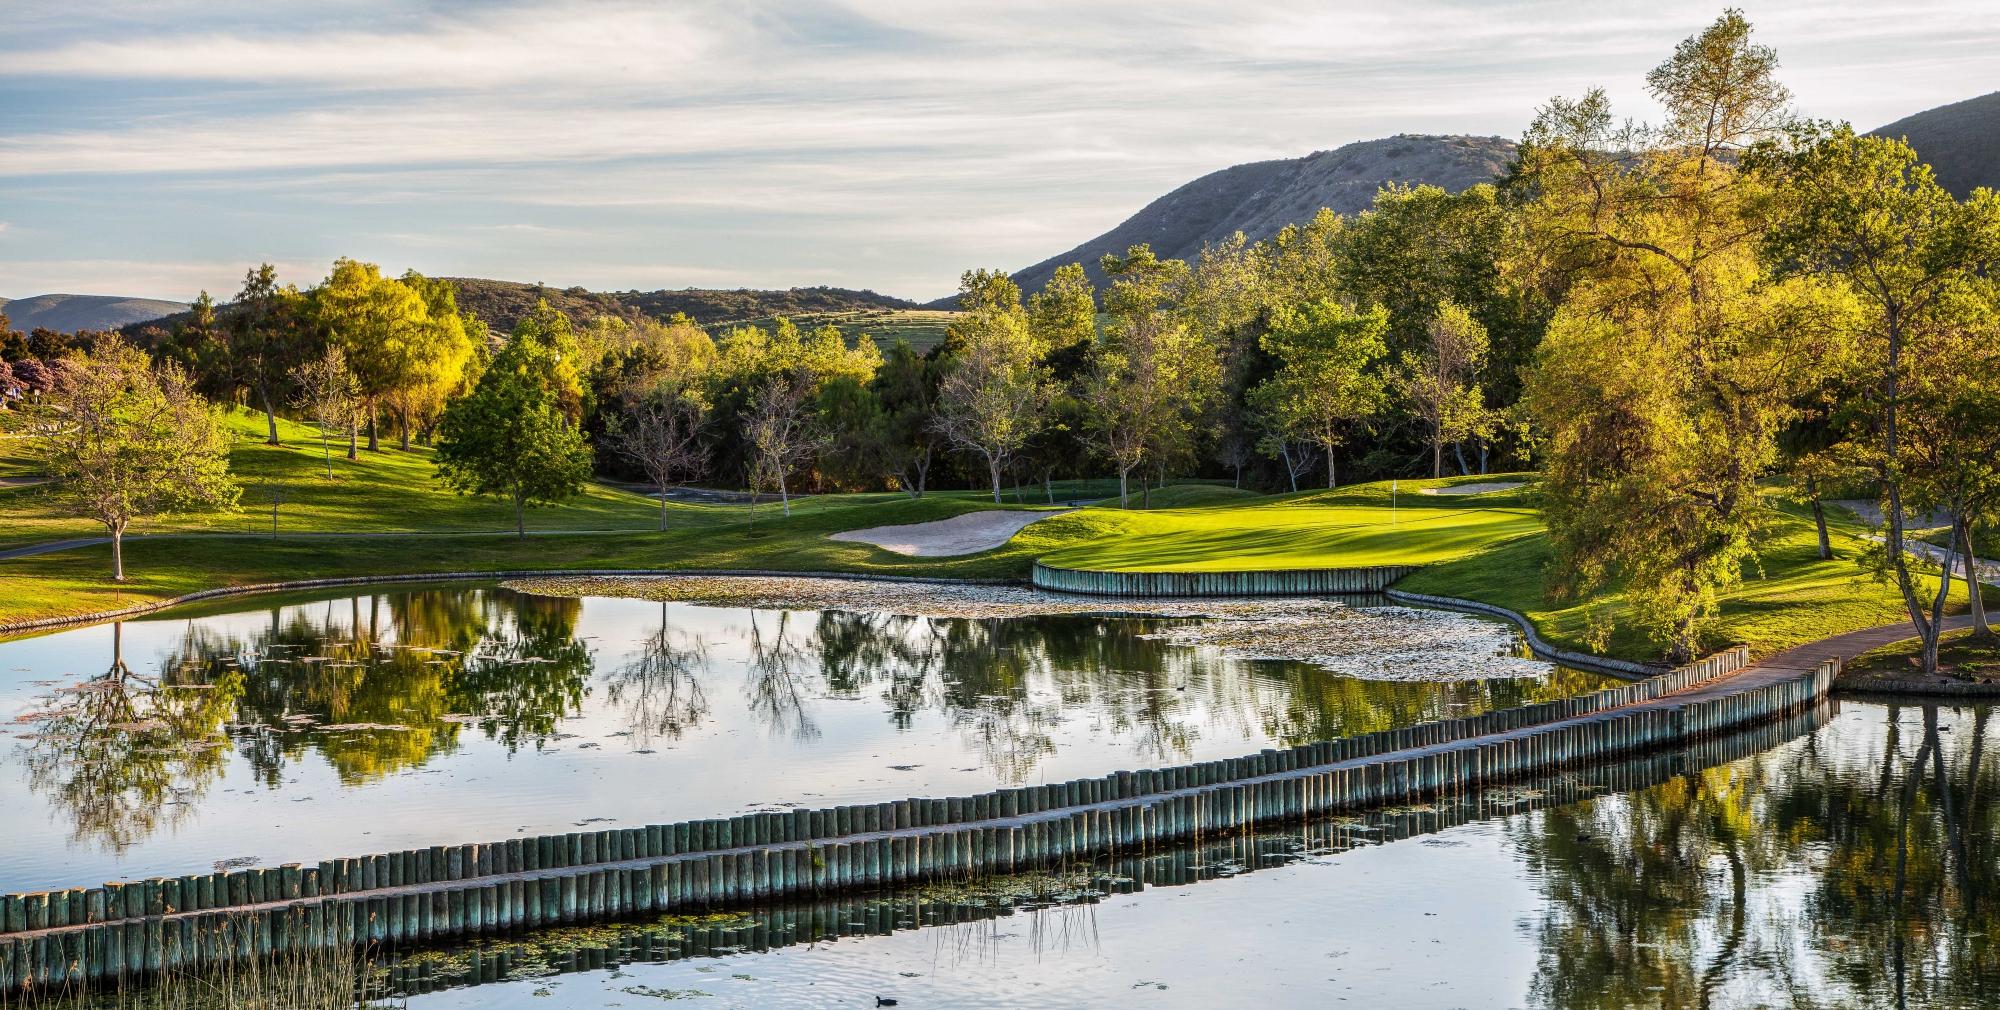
[2,0,1996,298]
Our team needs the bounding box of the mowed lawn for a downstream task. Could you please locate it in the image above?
[1037,476,1542,572]
[0,408,670,550]
[1399,508,1986,661]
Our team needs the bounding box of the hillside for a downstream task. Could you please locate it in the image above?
[1871,91,2000,197]
[952,134,1517,303]
[442,278,923,334]
[0,293,188,334]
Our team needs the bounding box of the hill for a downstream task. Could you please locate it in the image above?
[1871,91,2000,197]
[0,293,188,334]
[946,134,1517,303]
[442,279,924,334]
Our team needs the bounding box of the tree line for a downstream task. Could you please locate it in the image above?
[8,10,1995,668]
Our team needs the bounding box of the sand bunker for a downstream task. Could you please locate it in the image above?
[829,509,1071,556]
[1419,481,1525,496]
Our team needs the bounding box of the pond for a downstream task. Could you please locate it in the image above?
[372,699,2000,1009]
[0,581,1610,891]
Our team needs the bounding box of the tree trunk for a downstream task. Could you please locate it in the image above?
[1043,470,1054,504]
[1453,442,1471,476]
[346,416,358,461]
[987,454,1003,504]
[659,490,670,532]
[1232,463,1241,490]
[1280,445,1298,493]
[1961,516,1990,637]
[366,403,379,452]
[1432,433,1443,479]
[1118,463,1133,508]
[516,493,526,537]
[1808,478,1832,561]
[259,386,280,445]
[399,411,412,452]
[1478,439,1489,475]
[778,470,791,517]
[109,519,125,582]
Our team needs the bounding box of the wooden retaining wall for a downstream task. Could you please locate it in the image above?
[371,699,1833,999]
[1031,562,1421,597]
[0,642,1837,992]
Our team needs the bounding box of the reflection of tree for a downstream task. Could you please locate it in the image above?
[744,611,819,740]
[16,623,240,851]
[1513,703,2000,1009]
[454,592,592,751]
[605,602,709,748]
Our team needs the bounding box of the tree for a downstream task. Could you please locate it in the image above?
[290,345,360,478]
[743,368,822,517]
[1253,299,1388,488]
[225,265,315,446]
[434,310,594,536]
[1396,300,1492,478]
[314,260,473,452]
[934,270,1051,502]
[1511,10,1828,659]
[1758,125,2000,669]
[869,341,942,497]
[32,337,239,580]
[607,381,708,531]
[716,318,878,513]
[1027,263,1097,352]
[1083,245,1220,506]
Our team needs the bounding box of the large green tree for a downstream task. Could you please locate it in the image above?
[1083,245,1220,506]
[315,260,474,452]
[433,306,593,536]
[1759,125,2000,666]
[1513,10,1831,658]
[934,270,1051,502]
[1252,299,1388,488]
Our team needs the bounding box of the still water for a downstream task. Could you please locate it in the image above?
[388,700,2000,1009]
[0,583,1606,890]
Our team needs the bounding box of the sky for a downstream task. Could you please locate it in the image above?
[1,1,1995,304]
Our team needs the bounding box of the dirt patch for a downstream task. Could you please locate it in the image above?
[1418,481,1525,496]
[829,509,1070,556]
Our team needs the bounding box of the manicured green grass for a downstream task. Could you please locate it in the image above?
[1038,475,1542,572]
[0,408,677,549]
[1396,508,1988,662]
[1846,627,2000,682]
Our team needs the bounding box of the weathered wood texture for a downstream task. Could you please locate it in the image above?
[0,634,1839,990]
[1032,562,1421,596]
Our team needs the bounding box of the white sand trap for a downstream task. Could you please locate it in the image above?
[831,509,1072,557]
[1419,481,1526,496]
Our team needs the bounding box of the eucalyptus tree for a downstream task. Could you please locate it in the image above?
[1083,245,1220,506]
[1396,300,1492,478]
[1251,299,1388,488]
[934,270,1051,502]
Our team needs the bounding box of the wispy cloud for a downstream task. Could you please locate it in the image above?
[2,0,1994,300]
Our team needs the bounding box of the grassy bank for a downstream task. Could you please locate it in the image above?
[1037,476,1541,572]
[3,423,1982,668]
[1396,509,1982,661]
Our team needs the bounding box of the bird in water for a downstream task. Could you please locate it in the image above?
[877,999,900,1007]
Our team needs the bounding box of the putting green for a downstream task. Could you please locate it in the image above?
[1038,477,1543,573]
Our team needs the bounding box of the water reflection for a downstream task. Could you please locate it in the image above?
[18,623,237,853]
[2,584,1605,885]
[1515,702,1999,1009]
